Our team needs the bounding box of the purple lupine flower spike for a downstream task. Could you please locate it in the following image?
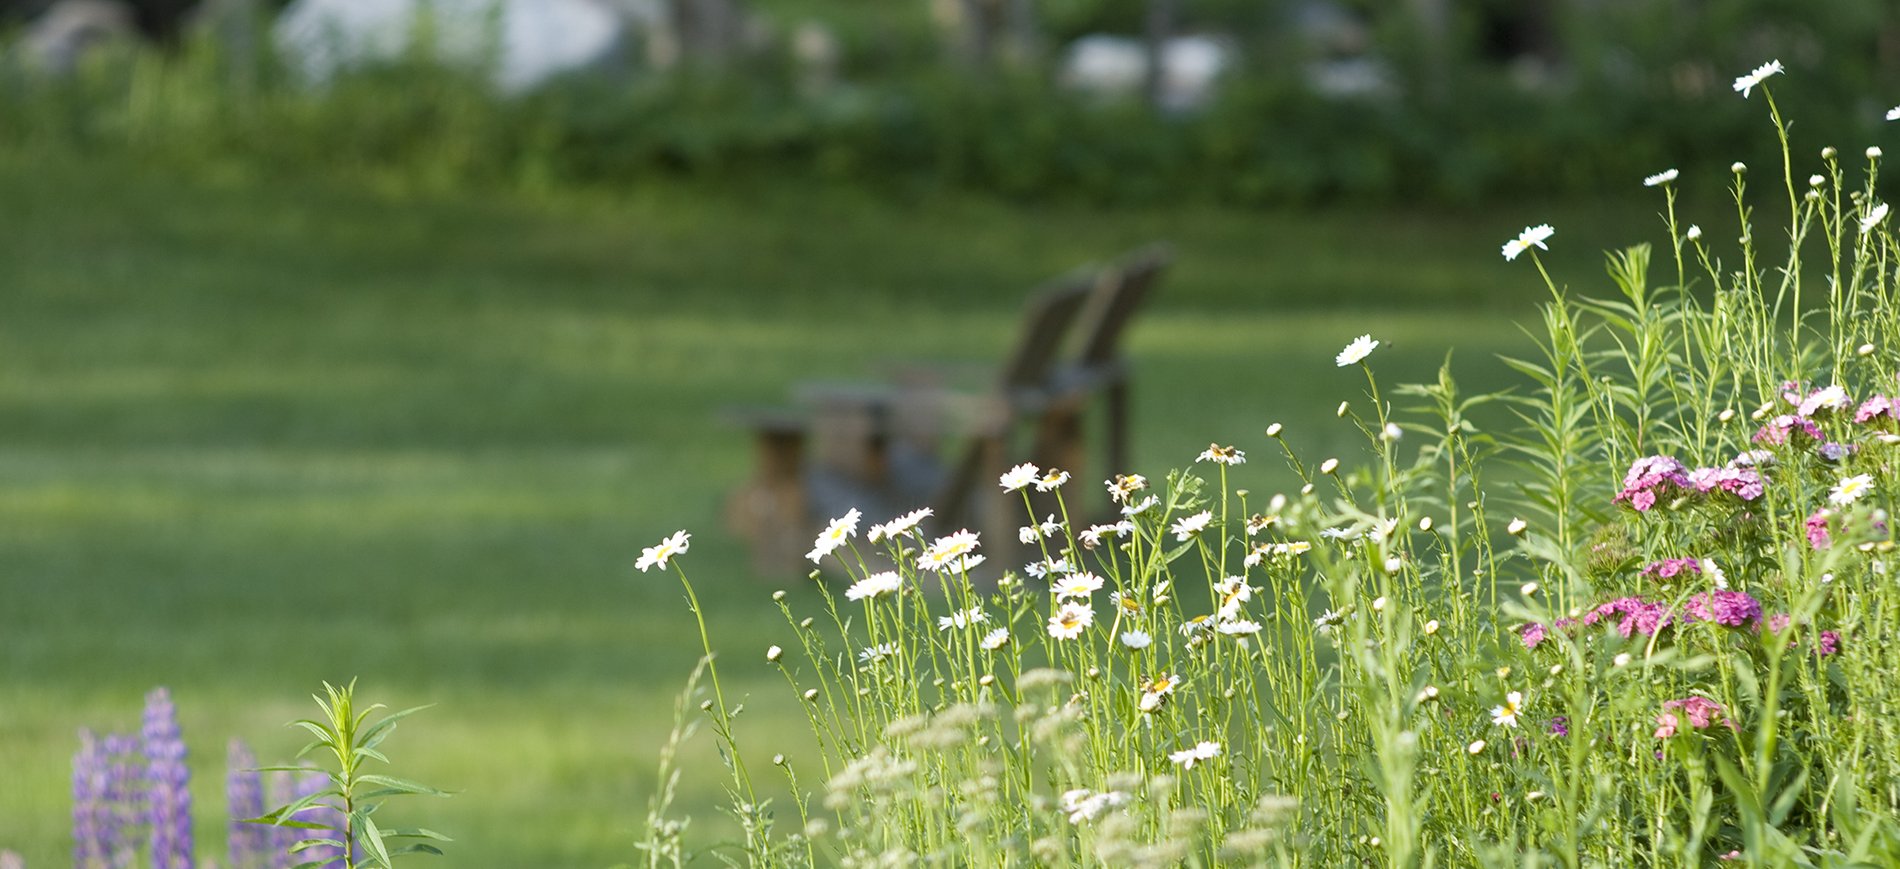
[103,732,144,869]
[75,728,110,867]
[228,740,270,869]
[142,688,193,869]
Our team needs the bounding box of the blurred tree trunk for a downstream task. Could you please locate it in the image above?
[1142,0,1177,109]
[668,0,743,70]
[939,0,1039,74]
[1406,0,1449,101]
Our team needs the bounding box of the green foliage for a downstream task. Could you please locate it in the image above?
[0,4,1889,205]
[249,681,451,869]
[643,69,1900,865]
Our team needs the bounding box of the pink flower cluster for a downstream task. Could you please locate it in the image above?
[1616,456,1692,511]
[1654,696,1735,738]
[1854,394,1897,424]
[1753,414,1825,446]
[1681,590,1763,627]
[1617,455,1764,512]
[1521,590,1765,649]
[1640,558,1701,580]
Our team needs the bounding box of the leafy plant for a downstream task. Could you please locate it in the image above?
[249,680,452,869]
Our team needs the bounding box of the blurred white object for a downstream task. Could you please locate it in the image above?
[1060,34,1233,112]
[276,0,627,92]
[22,0,137,74]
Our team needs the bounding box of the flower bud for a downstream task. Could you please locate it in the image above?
[1507,518,1528,536]
[1810,174,1826,188]
[1858,343,1876,356]
[1423,619,1440,635]
[1823,146,1838,160]
[1731,162,1747,174]
[1520,581,1539,596]
[1319,458,1339,475]
[803,688,820,701]
[1870,146,1885,160]
[1686,224,1702,241]
[766,645,784,662]
[1418,516,1433,532]
[1265,422,1283,438]
[1336,401,1350,418]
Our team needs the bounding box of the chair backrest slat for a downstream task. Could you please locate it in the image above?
[1076,244,1173,366]
[995,270,1099,391]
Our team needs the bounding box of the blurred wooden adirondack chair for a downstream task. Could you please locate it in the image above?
[724,246,1171,574]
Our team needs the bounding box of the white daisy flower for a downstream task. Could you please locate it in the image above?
[1052,572,1105,600]
[1034,469,1071,492]
[1122,495,1159,517]
[1214,576,1253,619]
[979,627,1010,650]
[1830,474,1876,506]
[1643,168,1679,187]
[1732,59,1783,98]
[1078,523,1117,549]
[939,554,985,573]
[1335,334,1380,367]
[1501,224,1555,261]
[1274,540,1312,557]
[1197,443,1246,465]
[1313,608,1346,635]
[1701,558,1728,590]
[1060,789,1128,825]
[1861,202,1890,236]
[1047,602,1094,639]
[918,529,981,571]
[1171,510,1213,541]
[1179,615,1212,636]
[868,507,932,543]
[1217,619,1262,636]
[1799,384,1851,416]
[636,530,691,572]
[999,463,1040,492]
[845,570,903,602]
[937,606,987,631]
[807,508,862,563]
[1018,514,1063,544]
[1120,630,1153,650]
[1490,691,1523,728]
[1105,474,1148,503]
[1169,740,1221,768]
[1138,673,1177,712]
[858,643,899,664]
[1023,557,1072,579]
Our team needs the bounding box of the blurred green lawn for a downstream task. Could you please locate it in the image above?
[0,154,1678,864]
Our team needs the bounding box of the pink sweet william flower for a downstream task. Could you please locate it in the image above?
[1521,622,1547,649]
[1653,711,1680,739]
[1753,414,1824,446]
[1641,558,1702,580]
[1661,696,1735,732]
[1766,613,1793,634]
[1806,510,1833,549]
[1817,630,1841,656]
[1587,596,1675,637]
[1688,466,1765,501]
[1854,395,1895,424]
[1616,456,1692,511]
[1683,590,1763,628]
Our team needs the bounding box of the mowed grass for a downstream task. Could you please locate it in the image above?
[0,153,1676,864]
